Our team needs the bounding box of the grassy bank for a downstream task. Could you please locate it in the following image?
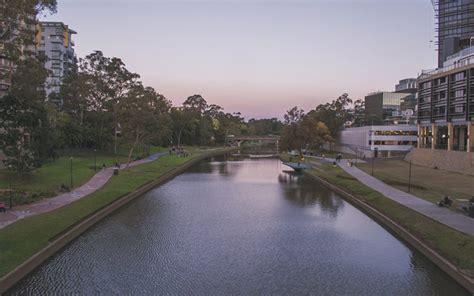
[356,159,474,211]
[307,162,474,274]
[0,147,164,205]
[0,147,221,278]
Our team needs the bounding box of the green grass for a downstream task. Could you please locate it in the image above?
[0,147,217,278]
[309,163,474,273]
[356,159,474,211]
[0,147,165,205]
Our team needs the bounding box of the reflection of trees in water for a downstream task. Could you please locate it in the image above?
[278,172,344,217]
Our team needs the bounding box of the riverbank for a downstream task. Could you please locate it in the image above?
[302,162,474,293]
[0,147,235,293]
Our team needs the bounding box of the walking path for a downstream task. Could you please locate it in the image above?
[304,155,474,236]
[329,158,474,236]
[0,152,167,230]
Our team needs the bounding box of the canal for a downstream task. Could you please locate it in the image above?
[8,155,468,295]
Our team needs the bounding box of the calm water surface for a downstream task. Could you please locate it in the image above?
[8,156,468,295]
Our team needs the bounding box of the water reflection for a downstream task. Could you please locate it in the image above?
[7,155,469,295]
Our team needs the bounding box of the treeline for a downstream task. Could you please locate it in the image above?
[280,93,363,156]
[0,49,286,173]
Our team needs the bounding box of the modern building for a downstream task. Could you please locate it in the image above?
[417,46,474,153]
[36,21,77,96]
[364,91,413,124]
[333,125,418,158]
[435,0,474,67]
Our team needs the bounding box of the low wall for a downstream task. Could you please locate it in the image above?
[405,148,474,175]
[304,171,474,293]
[0,148,235,294]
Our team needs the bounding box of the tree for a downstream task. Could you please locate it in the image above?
[352,99,365,127]
[0,57,55,173]
[1,0,57,61]
[280,107,332,157]
[308,93,353,138]
[117,85,171,168]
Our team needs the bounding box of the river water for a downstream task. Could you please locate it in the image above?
[8,155,468,295]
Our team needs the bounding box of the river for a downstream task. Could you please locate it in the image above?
[7,155,468,295]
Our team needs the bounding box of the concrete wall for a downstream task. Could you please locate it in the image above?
[405,148,474,175]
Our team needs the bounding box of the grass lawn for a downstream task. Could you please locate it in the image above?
[308,162,474,273]
[0,147,215,278]
[0,147,164,205]
[356,159,474,211]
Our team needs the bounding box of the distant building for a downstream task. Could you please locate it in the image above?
[332,125,418,158]
[364,78,418,125]
[417,45,474,152]
[395,78,417,93]
[435,0,474,68]
[364,92,412,124]
[36,21,77,96]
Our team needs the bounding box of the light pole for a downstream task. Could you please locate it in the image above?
[70,157,73,189]
[8,164,12,209]
[408,161,413,193]
[371,156,375,176]
[94,149,97,172]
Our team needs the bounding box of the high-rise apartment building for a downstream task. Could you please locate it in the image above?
[436,0,474,67]
[36,21,77,96]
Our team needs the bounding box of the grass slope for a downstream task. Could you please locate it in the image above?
[0,149,205,278]
[309,163,474,273]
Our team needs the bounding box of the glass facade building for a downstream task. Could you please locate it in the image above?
[436,0,474,67]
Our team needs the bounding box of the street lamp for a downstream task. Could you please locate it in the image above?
[70,157,73,189]
[8,164,12,209]
[408,161,413,193]
[94,149,97,172]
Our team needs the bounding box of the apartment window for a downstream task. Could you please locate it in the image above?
[55,28,62,34]
[440,91,446,99]
[452,71,465,81]
[421,81,431,89]
[52,43,60,50]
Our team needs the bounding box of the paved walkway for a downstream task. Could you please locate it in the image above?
[303,155,474,236]
[335,159,474,236]
[0,152,167,230]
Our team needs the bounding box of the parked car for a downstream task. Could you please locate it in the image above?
[0,202,6,213]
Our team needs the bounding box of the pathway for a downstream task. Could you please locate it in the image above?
[0,152,167,230]
[335,159,474,236]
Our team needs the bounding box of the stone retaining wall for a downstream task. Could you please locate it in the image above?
[405,148,474,175]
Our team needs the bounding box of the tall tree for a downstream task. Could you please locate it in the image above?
[280,107,332,157]
[0,57,54,172]
[117,85,171,168]
[308,93,353,138]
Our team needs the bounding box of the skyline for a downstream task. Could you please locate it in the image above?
[42,0,437,119]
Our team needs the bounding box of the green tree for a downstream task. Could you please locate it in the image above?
[117,85,171,168]
[280,107,332,157]
[0,57,55,172]
[308,93,353,138]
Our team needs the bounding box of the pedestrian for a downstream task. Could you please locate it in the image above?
[102,163,106,170]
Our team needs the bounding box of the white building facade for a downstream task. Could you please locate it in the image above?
[36,21,77,96]
[336,125,418,158]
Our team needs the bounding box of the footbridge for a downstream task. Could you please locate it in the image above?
[227,135,280,147]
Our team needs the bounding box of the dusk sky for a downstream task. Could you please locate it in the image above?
[42,0,437,119]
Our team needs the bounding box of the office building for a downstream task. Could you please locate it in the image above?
[36,21,77,96]
[417,46,474,153]
[435,0,474,67]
